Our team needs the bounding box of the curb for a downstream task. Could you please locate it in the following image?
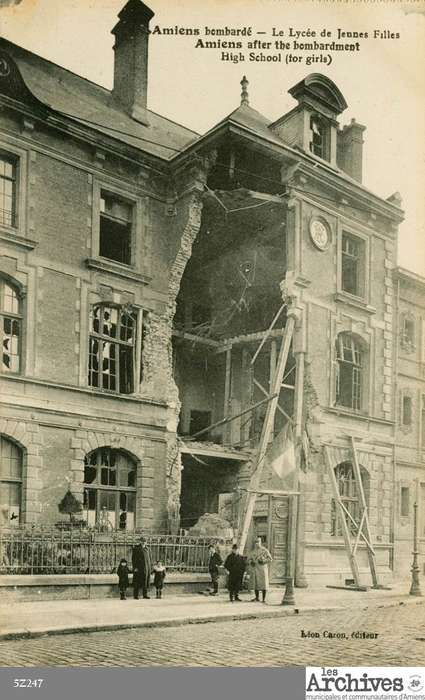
[1,596,423,641]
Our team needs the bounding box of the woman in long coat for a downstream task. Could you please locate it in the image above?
[248,536,272,603]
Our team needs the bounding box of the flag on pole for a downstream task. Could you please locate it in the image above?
[266,421,296,483]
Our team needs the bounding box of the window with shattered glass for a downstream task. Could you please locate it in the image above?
[83,448,136,530]
[0,279,21,374]
[309,115,328,160]
[88,304,137,393]
[0,435,22,527]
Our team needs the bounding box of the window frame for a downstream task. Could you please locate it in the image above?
[83,448,137,531]
[0,141,28,241]
[399,389,414,432]
[0,435,22,527]
[0,152,17,229]
[337,225,370,304]
[400,311,416,353]
[331,461,369,537]
[91,180,143,272]
[99,190,133,266]
[88,302,142,395]
[309,114,329,161]
[421,395,425,449]
[400,486,410,518]
[0,277,22,375]
[335,332,365,412]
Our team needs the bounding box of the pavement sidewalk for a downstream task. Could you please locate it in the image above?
[0,579,422,641]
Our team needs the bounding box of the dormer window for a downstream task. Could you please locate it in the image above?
[309,115,329,160]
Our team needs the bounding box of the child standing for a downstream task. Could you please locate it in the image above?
[153,560,166,598]
[116,558,129,600]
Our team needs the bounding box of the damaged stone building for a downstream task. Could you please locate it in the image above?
[0,0,423,586]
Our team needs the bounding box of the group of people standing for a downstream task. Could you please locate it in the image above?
[116,536,273,603]
[209,536,273,603]
[116,537,166,600]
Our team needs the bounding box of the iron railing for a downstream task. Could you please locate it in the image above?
[0,526,230,575]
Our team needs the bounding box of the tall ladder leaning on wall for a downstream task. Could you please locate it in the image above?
[323,436,387,590]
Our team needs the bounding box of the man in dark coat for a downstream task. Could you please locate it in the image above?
[224,544,246,602]
[132,536,152,599]
[208,543,222,596]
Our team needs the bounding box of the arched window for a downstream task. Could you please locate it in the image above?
[88,304,137,394]
[335,333,364,411]
[0,436,22,526]
[331,461,369,536]
[83,448,136,530]
[1,278,21,373]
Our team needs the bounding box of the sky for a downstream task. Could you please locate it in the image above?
[0,0,424,274]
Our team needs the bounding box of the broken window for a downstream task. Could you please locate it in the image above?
[83,448,136,530]
[400,486,410,518]
[336,333,363,411]
[0,278,21,374]
[0,435,22,527]
[0,154,17,228]
[331,461,368,537]
[99,192,132,265]
[341,233,365,298]
[88,304,137,394]
[309,115,327,159]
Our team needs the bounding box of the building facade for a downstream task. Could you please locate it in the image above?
[0,0,423,586]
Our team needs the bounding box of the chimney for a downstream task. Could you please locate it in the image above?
[337,118,366,183]
[111,0,154,125]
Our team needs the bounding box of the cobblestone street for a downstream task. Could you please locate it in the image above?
[0,602,423,667]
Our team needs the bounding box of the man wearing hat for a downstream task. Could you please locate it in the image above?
[132,536,152,600]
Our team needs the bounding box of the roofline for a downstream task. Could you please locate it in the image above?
[394,266,425,288]
[171,116,404,222]
[0,36,199,140]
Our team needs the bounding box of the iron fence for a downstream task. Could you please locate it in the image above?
[0,526,230,575]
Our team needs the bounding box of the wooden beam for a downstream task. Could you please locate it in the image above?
[223,346,232,443]
[251,304,286,366]
[350,436,379,586]
[214,328,285,354]
[253,378,293,423]
[324,445,362,588]
[187,393,278,441]
[172,329,220,347]
[246,489,300,496]
[238,314,296,553]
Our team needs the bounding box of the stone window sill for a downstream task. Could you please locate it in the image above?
[334,292,376,314]
[85,257,151,285]
[0,227,37,250]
